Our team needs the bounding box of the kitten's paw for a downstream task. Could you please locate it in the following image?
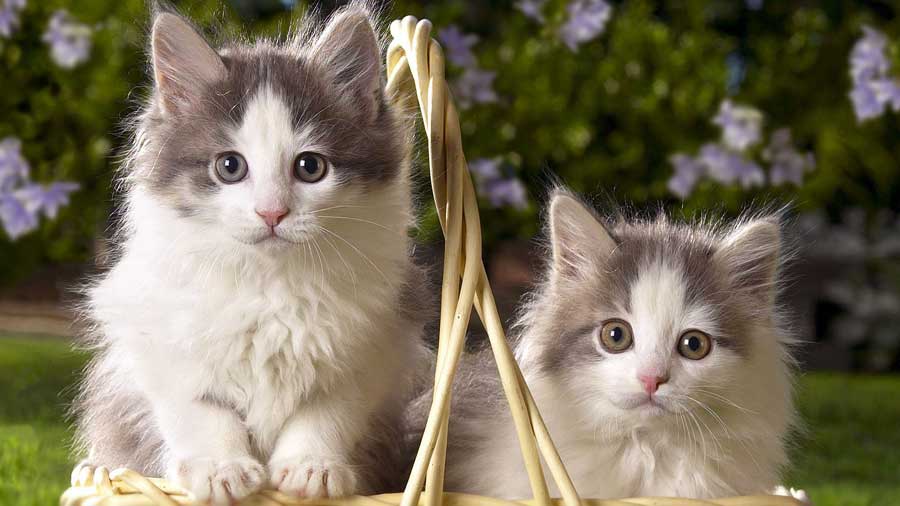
[167,456,266,505]
[269,457,358,498]
[773,485,812,505]
[71,460,96,486]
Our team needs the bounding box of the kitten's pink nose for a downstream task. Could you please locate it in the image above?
[256,207,289,227]
[638,373,669,395]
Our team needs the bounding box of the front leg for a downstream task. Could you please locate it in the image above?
[154,398,265,505]
[268,392,370,498]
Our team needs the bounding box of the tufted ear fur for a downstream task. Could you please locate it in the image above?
[713,218,781,304]
[151,12,226,115]
[548,192,618,281]
[309,6,382,123]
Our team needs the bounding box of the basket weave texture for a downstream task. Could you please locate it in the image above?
[60,16,803,506]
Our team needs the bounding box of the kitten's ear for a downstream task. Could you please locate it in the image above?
[713,218,781,302]
[151,12,226,115]
[549,192,617,280]
[310,7,382,122]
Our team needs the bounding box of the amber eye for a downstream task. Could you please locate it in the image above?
[294,152,328,183]
[214,152,248,183]
[677,330,712,360]
[597,319,633,353]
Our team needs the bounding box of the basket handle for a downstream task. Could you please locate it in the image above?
[385,16,582,506]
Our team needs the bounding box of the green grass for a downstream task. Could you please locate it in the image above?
[786,373,900,506]
[1,337,898,506]
[0,337,87,506]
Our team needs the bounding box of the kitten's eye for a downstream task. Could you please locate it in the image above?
[677,330,712,360]
[294,152,328,183]
[598,319,633,353]
[214,152,248,183]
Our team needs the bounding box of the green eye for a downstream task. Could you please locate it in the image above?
[677,330,712,360]
[598,319,633,353]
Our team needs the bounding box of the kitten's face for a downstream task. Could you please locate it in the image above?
[536,194,780,423]
[136,10,403,253]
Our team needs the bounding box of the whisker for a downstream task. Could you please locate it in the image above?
[684,396,725,459]
[311,204,376,213]
[318,227,392,286]
[694,388,758,415]
[688,393,765,474]
[316,215,406,236]
[309,235,327,289]
[316,227,359,296]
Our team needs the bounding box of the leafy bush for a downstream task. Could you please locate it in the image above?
[0,0,145,283]
[409,1,900,243]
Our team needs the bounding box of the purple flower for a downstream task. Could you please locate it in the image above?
[0,193,38,240]
[764,128,815,186]
[850,80,886,121]
[559,0,613,51]
[43,10,92,69]
[516,0,548,23]
[484,177,528,209]
[0,136,78,240]
[667,154,705,199]
[468,158,528,209]
[712,99,763,151]
[699,143,764,188]
[848,26,899,122]
[15,181,80,219]
[468,158,501,182]
[438,25,478,68]
[0,10,15,38]
[871,78,900,112]
[0,137,30,191]
[0,0,24,38]
[452,68,498,109]
[734,159,765,188]
[849,26,890,84]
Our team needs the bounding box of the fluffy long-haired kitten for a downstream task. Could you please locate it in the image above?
[439,191,797,499]
[73,4,429,503]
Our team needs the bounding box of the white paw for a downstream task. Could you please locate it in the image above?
[71,460,95,486]
[773,485,812,505]
[269,457,358,498]
[167,456,266,505]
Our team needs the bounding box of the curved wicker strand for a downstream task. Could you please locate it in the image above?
[471,283,581,506]
[422,25,457,506]
[110,470,182,506]
[385,16,593,506]
[386,17,556,506]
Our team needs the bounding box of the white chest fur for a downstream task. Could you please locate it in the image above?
[89,213,411,457]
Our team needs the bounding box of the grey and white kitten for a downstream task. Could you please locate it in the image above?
[73,4,428,503]
[438,191,797,499]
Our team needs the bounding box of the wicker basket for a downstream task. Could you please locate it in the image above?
[60,16,804,506]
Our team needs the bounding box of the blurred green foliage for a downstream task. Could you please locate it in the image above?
[1,0,898,280]
[414,0,900,242]
[0,0,144,283]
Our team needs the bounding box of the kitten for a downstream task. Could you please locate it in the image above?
[439,191,797,499]
[73,4,429,503]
